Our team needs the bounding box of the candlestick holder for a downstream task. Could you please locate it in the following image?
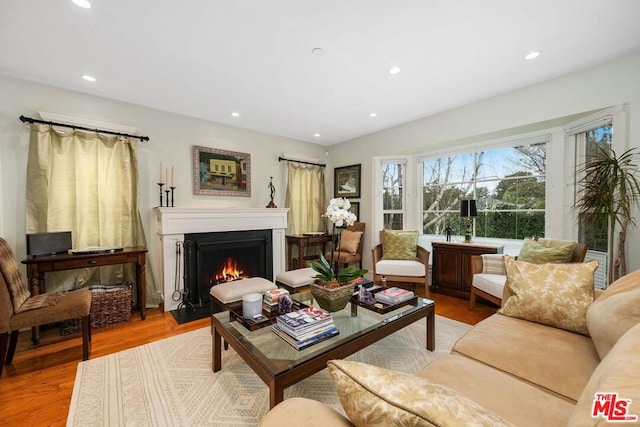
[157,183,165,207]
[170,187,176,207]
[164,189,170,207]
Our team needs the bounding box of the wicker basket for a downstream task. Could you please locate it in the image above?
[60,284,133,335]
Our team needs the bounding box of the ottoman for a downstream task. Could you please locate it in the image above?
[209,277,277,314]
[275,267,316,293]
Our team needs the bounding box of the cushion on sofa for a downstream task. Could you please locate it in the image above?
[381,230,418,260]
[517,238,576,264]
[327,359,513,427]
[417,354,576,427]
[452,314,600,402]
[500,257,598,335]
[586,268,640,360]
[569,322,640,426]
[258,397,353,427]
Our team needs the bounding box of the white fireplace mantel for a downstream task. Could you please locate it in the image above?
[155,207,289,311]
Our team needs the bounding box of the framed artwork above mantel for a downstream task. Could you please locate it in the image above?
[334,164,361,198]
[193,145,251,196]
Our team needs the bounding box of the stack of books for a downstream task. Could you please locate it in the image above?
[374,287,415,305]
[263,289,289,314]
[272,307,339,350]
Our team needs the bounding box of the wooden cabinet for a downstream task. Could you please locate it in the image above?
[431,241,503,298]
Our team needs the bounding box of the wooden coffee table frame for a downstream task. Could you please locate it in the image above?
[212,299,435,409]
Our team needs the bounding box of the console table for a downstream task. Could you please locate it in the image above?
[22,247,148,343]
[285,234,332,270]
[431,241,503,298]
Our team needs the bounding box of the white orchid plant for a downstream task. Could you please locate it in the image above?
[310,198,367,287]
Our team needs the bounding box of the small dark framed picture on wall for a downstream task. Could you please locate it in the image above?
[349,202,360,219]
[334,164,361,198]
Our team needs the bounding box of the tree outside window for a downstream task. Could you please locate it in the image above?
[422,143,546,239]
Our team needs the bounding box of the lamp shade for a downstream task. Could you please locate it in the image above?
[460,199,478,217]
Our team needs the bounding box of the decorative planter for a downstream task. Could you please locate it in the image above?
[310,281,355,312]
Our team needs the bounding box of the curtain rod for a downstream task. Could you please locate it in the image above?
[19,115,150,142]
[278,156,325,167]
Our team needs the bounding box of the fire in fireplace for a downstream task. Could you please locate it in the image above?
[182,229,273,306]
[208,257,247,285]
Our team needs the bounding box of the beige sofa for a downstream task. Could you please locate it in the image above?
[260,266,640,426]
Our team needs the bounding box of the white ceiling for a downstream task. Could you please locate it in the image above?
[1,1,640,145]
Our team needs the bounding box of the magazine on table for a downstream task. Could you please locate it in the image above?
[272,324,339,350]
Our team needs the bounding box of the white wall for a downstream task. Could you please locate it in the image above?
[329,51,640,273]
[0,75,327,298]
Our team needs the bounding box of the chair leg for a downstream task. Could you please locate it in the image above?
[5,330,19,365]
[0,332,8,379]
[469,290,477,310]
[81,315,91,361]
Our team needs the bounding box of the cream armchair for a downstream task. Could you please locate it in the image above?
[469,238,588,309]
[372,230,430,297]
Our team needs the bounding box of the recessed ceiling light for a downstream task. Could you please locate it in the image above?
[81,74,96,82]
[314,133,321,138]
[231,112,240,117]
[72,0,92,8]
[369,113,377,118]
[388,66,400,75]
[312,47,324,56]
[524,50,541,60]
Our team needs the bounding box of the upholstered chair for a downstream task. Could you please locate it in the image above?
[372,230,430,297]
[324,222,366,270]
[469,238,588,309]
[0,237,91,379]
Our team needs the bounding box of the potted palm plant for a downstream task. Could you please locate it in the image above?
[310,198,367,311]
[575,147,640,284]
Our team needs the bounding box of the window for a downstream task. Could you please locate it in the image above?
[576,124,612,253]
[381,161,405,230]
[421,142,547,239]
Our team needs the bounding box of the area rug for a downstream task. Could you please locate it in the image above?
[67,315,471,426]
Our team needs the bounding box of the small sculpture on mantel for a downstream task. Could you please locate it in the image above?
[266,176,277,208]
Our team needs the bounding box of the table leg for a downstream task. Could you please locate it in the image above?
[136,257,146,320]
[270,382,284,409]
[30,272,44,345]
[426,308,435,351]
[212,326,222,372]
[297,240,307,269]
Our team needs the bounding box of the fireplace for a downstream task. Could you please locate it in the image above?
[183,230,273,306]
[155,207,288,312]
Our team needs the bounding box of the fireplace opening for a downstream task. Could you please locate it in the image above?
[183,229,273,306]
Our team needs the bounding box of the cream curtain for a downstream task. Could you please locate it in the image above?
[284,162,326,235]
[25,124,153,303]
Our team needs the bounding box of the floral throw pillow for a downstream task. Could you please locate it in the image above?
[328,359,514,427]
[381,230,418,260]
[499,256,598,335]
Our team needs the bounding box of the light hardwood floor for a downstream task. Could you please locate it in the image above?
[0,293,497,426]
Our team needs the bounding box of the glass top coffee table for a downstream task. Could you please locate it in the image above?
[211,290,435,408]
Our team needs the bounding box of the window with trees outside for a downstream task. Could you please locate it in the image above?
[382,161,406,230]
[421,141,547,239]
[576,124,612,253]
